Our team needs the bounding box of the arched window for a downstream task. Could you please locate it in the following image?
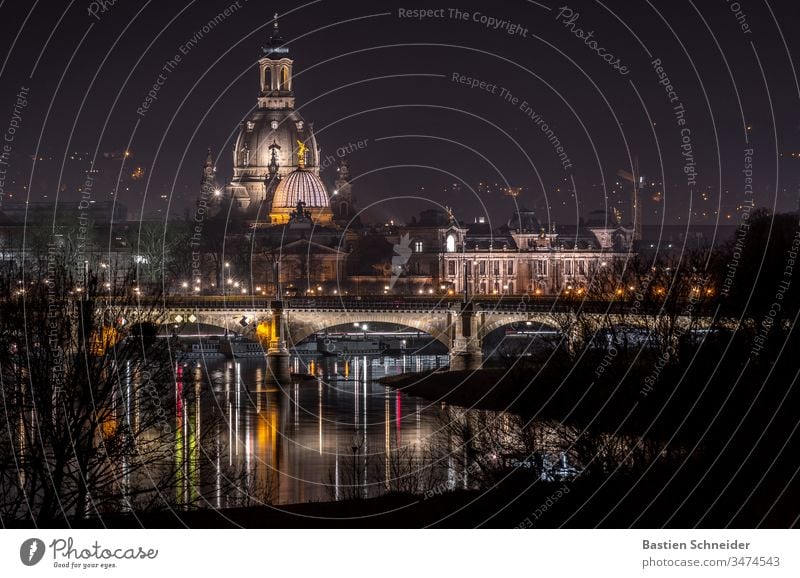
[446,234,456,253]
[280,66,289,90]
[264,67,272,91]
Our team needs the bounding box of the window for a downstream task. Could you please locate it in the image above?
[479,261,486,275]
[413,241,423,253]
[447,261,456,276]
[264,67,272,90]
[578,260,586,276]
[280,66,289,90]
[493,261,500,275]
[446,234,456,252]
[565,260,574,275]
[507,261,514,275]
[536,260,547,276]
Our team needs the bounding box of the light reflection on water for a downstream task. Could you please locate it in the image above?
[177,355,450,505]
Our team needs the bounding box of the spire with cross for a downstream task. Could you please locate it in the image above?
[263,12,288,56]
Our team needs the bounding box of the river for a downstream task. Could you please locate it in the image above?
[173,355,453,506]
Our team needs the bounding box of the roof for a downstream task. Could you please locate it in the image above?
[271,168,330,209]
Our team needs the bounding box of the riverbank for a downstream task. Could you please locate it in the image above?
[20,468,797,528]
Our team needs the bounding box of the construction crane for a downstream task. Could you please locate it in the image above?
[617,157,642,242]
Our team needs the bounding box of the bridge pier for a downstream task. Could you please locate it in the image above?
[267,300,291,383]
[449,302,483,371]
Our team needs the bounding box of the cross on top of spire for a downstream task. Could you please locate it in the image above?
[263,12,289,57]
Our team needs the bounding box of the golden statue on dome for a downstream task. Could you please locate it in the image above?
[296,140,308,169]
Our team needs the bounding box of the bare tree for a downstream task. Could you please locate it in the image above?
[0,257,184,523]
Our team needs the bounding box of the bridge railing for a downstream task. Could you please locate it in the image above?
[157,295,652,314]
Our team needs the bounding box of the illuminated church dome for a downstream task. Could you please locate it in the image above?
[224,15,321,214]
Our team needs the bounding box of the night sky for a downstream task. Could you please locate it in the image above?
[0,0,798,230]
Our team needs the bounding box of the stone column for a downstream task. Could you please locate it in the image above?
[449,302,483,371]
[267,300,291,382]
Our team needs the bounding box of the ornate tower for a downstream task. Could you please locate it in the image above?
[258,14,295,111]
[199,148,221,214]
[332,159,354,224]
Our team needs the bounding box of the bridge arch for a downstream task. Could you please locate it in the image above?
[480,313,568,338]
[285,310,452,349]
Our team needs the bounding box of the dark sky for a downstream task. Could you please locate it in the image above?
[0,0,798,230]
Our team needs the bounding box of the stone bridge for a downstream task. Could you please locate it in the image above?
[158,296,715,379]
